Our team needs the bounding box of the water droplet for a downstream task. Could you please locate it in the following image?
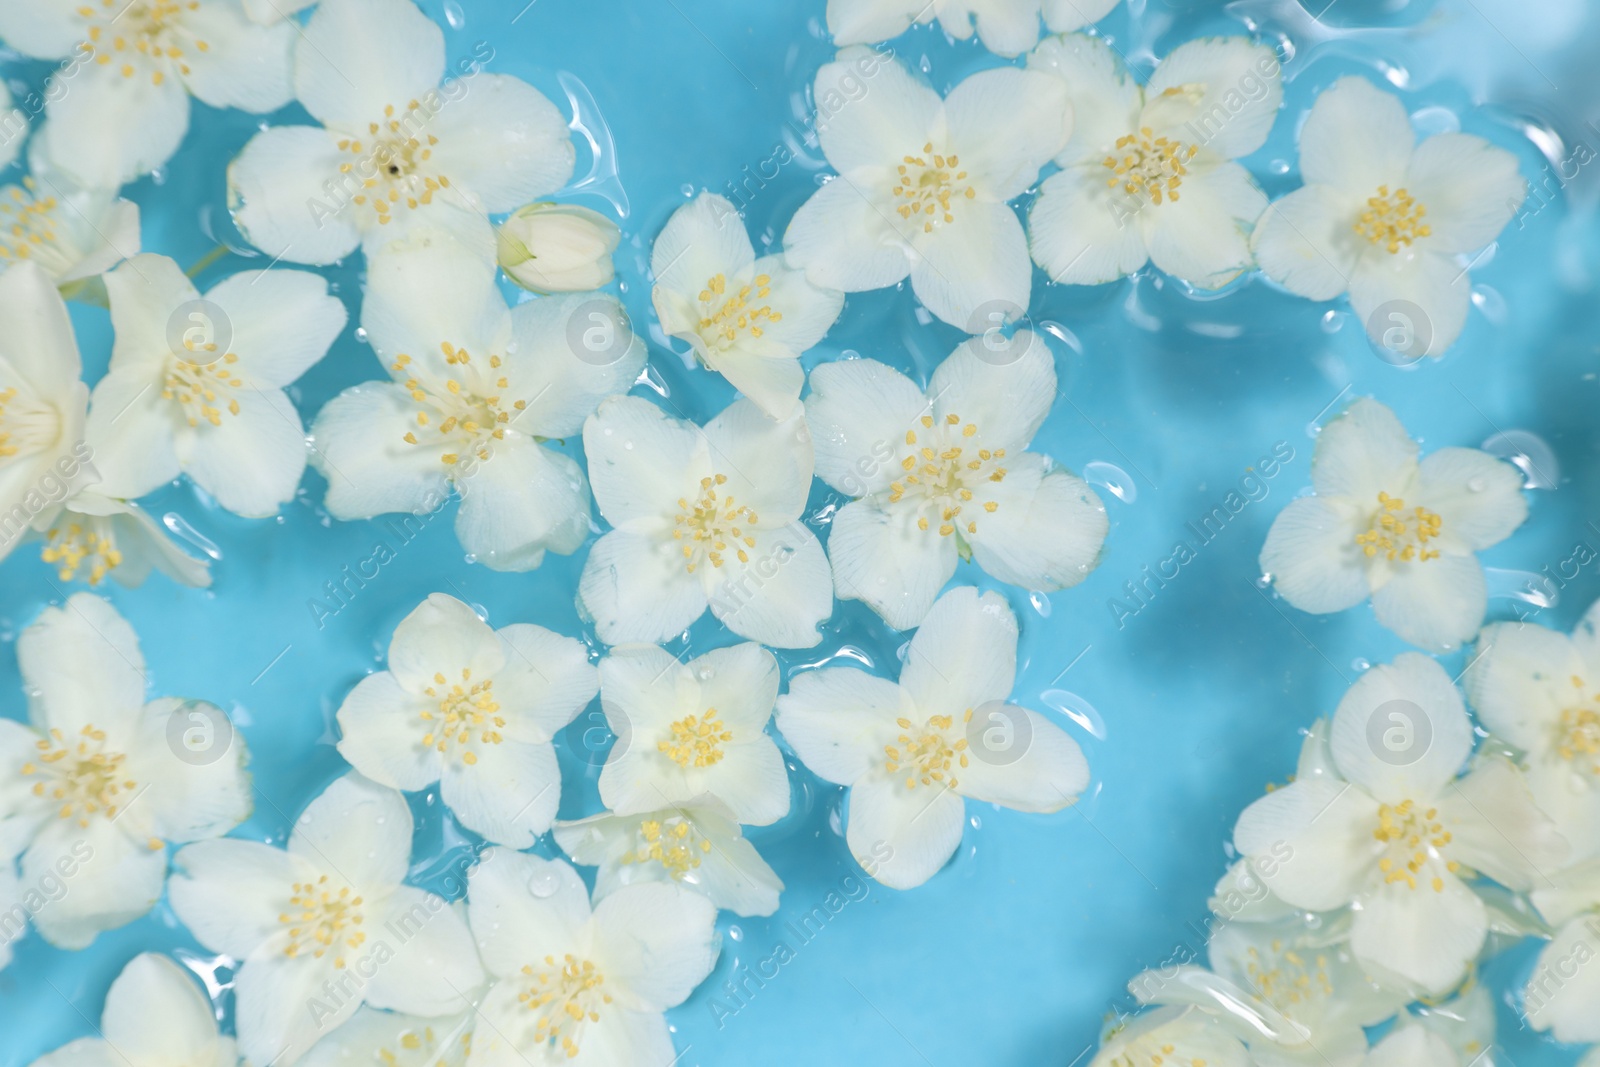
[696,665,715,681]
[443,0,464,28]
[1481,429,1559,489]
[1484,567,1558,609]
[1028,592,1051,618]
[1351,657,1370,672]
[1040,689,1106,740]
[1082,461,1137,504]
[623,440,634,450]
[162,512,223,560]
[1256,573,1273,589]
[727,924,743,942]
[354,326,368,344]
[679,183,694,198]
[559,72,630,218]
[529,869,561,898]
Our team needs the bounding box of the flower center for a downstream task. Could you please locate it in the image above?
[658,708,732,768]
[279,874,366,966]
[1106,1040,1210,1067]
[41,519,123,585]
[518,954,611,1059]
[884,711,970,791]
[1355,186,1431,254]
[0,381,62,459]
[1354,491,1443,563]
[1557,676,1600,774]
[1373,798,1456,892]
[394,344,524,469]
[20,725,138,827]
[696,272,781,350]
[79,0,209,86]
[893,143,974,234]
[672,474,758,574]
[1102,127,1197,207]
[886,413,1007,539]
[420,668,504,765]
[341,103,451,226]
[0,182,73,276]
[619,816,712,878]
[164,353,244,428]
[1241,939,1333,1015]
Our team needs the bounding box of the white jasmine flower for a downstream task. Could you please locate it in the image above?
[499,202,620,294]
[312,230,643,571]
[554,795,784,918]
[806,334,1106,630]
[783,45,1071,330]
[579,394,832,648]
[33,488,213,589]
[1091,1006,1253,1067]
[1403,985,1497,1067]
[1359,1026,1460,1067]
[227,0,574,265]
[301,1006,472,1067]
[827,0,1120,57]
[465,851,719,1067]
[169,773,485,1067]
[1252,77,1525,357]
[1027,34,1281,289]
[0,164,139,296]
[1233,653,1566,995]
[84,253,346,519]
[653,193,843,420]
[776,587,1089,889]
[1259,397,1526,652]
[0,593,251,948]
[594,643,789,827]
[0,0,296,188]
[335,592,597,848]
[27,953,238,1067]
[1465,601,1600,862]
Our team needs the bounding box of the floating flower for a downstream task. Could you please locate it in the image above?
[312,230,642,570]
[301,1006,472,1067]
[0,593,251,948]
[169,773,485,1066]
[1259,397,1527,652]
[806,334,1106,630]
[499,202,621,294]
[593,643,789,827]
[783,45,1071,330]
[1252,77,1525,357]
[228,0,574,264]
[26,953,237,1067]
[1091,1006,1253,1067]
[465,851,719,1066]
[1028,34,1281,289]
[776,587,1089,889]
[1233,653,1566,995]
[827,0,1120,57]
[336,592,597,848]
[0,0,296,188]
[33,487,212,588]
[653,192,843,419]
[1524,857,1600,1043]
[554,795,784,917]
[579,394,832,648]
[0,150,140,296]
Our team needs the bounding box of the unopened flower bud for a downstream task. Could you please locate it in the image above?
[497,203,621,293]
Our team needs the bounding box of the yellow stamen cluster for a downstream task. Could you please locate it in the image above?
[672,473,757,573]
[619,816,712,879]
[659,708,732,768]
[1355,185,1431,253]
[1243,939,1333,1013]
[375,1026,471,1067]
[887,413,1006,539]
[164,352,243,428]
[280,874,365,966]
[1106,1042,1210,1067]
[884,710,970,791]
[0,382,60,459]
[1374,799,1454,891]
[21,725,139,828]
[41,520,123,585]
[342,103,450,226]
[696,272,781,347]
[1354,491,1443,562]
[77,0,208,86]
[519,954,611,1060]
[420,668,504,765]
[1102,127,1197,207]
[0,181,67,271]
[1557,675,1600,774]
[893,143,975,234]
[393,345,520,468]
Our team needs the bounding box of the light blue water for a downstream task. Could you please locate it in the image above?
[2,0,1598,1064]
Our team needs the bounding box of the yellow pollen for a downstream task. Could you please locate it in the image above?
[40,521,123,585]
[1101,127,1197,207]
[618,816,709,879]
[21,725,138,827]
[892,143,975,234]
[1372,798,1453,891]
[1354,185,1431,254]
[1353,491,1443,562]
[695,272,781,348]
[279,873,366,967]
[162,355,245,428]
[420,669,504,760]
[518,954,611,1059]
[658,708,733,768]
[883,712,969,791]
[672,473,757,573]
[882,412,1004,539]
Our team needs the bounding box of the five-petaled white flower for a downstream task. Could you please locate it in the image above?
[0,593,251,948]
[313,229,643,571]
[827,0,1120,58]
[554,795,784,918]
[653,192,843,419]
[85,253,346,519]
[336,592,597,849]
[1027,34,1282,289]
[579,394,833,648]
[1524,856,1600,1043]
[300,1006,473,1067]
[228,0,575,264]
[1252,77,1525,358]
[1259,397,1527,652]
[594,642,790,827]
[0,162,140,296]
[169,773,485,1067]
[465,851,718,1067]
[26,953,238,1067]
[776,587,1089,889]
[784,45,1071,331]
[0,0,296,188]
[807,334,1106,630]
[1091,1006,1253,1067]
[1233,653,1566,995]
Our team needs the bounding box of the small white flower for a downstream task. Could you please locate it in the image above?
[1091,1006,1253,1067]
[0,0,296,187]
[335,592,597,848]
[1027,34,1281,289]
[827,0,1120,58]
[806,334,1106,630]
[300,1006,472,1067]
[579,394,833,648]
[26,953,238,1067]
[169,773,485,1067]
[34,489,213,589]
[1252,77,1525,357]
[312,231,642,571]
[776,587,1089,889]
[0,159,140,296]
[1233,653,1566,995]
[227,0,574,265]
[0,593,251,949]
[554,795,784,918]
[783,45,1071,330]
[652,192,843,420]
[499,202,621,294]
[1260,397,1527,652]
[85,253,346,519]
[465,851,719,1067]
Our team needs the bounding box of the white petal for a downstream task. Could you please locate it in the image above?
[506,291,647,438]
[590,882,719,1010]
[362,886,484,1014]
[579,529,708,646]
[1041,0,1119,31]
[105,252,199,371]
[1362,1028,1460,1067]
[700,339,807,421]
[0,0,81,57]
[1439,757,1567,889]
[1310,396,1417,501]
[970,456,1107,592]
[311,382,453,520]
[24,817,165,948]
[294,0,443,130]
[1231,777,1376,912]
[700,396,814,522]
[1370,552,1486,653]
[234,946,358,1067]
[776,667,910,786]
[928,329,1055,452]
[956,707,1088,811]
[428,75,573,211]
[29,1042,135,1067]
[18,592,146,736]
[335,671,440,791]
[289,773,412,891]
[101,953,221,1065]
[493,623,597,742]
[1298,76,1414,194]
[180,1,295,112]
[1348,248,1472,358]
[705,523,833,649]
[651,192,754,297]
[1027,166,1150,285]
[179,386,307,519]
[1250,184,1362,301]
[128,697,252,843]
[440,739,562,848]
[1462,621,1583,753]
[44,63,189,187]
[1350,872,1485,995]
[466,849,590,977]
[941,67,1071,199]
[1259,496,1370,614]
[1026,32,1141,168]
[1328,652,1473,802]
[386,593,504,693]
[909,198,1032,330]
[203,268,347,389]
[582,395,706,527]
[826,0,929,44]
[229,126,359,266]
[169,838,310,958]
[0,259,81,393]
[1142,36,1283,160]
[690,643,779,737]
[782,173,912,292]
[948,0,1044,57]
[846,773,964,889]
[804,357,929,497]
[828,497,957,630]
[453,438,590,571]
[816,45,940,176]
[361,224,508,370]
[1404,132,1525,254]
[902,586,1018,717]
[1525,916,1600,1042]
[300,1007,472,1067]
[1139,160,1266,289]
[1415,446,1527,552]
